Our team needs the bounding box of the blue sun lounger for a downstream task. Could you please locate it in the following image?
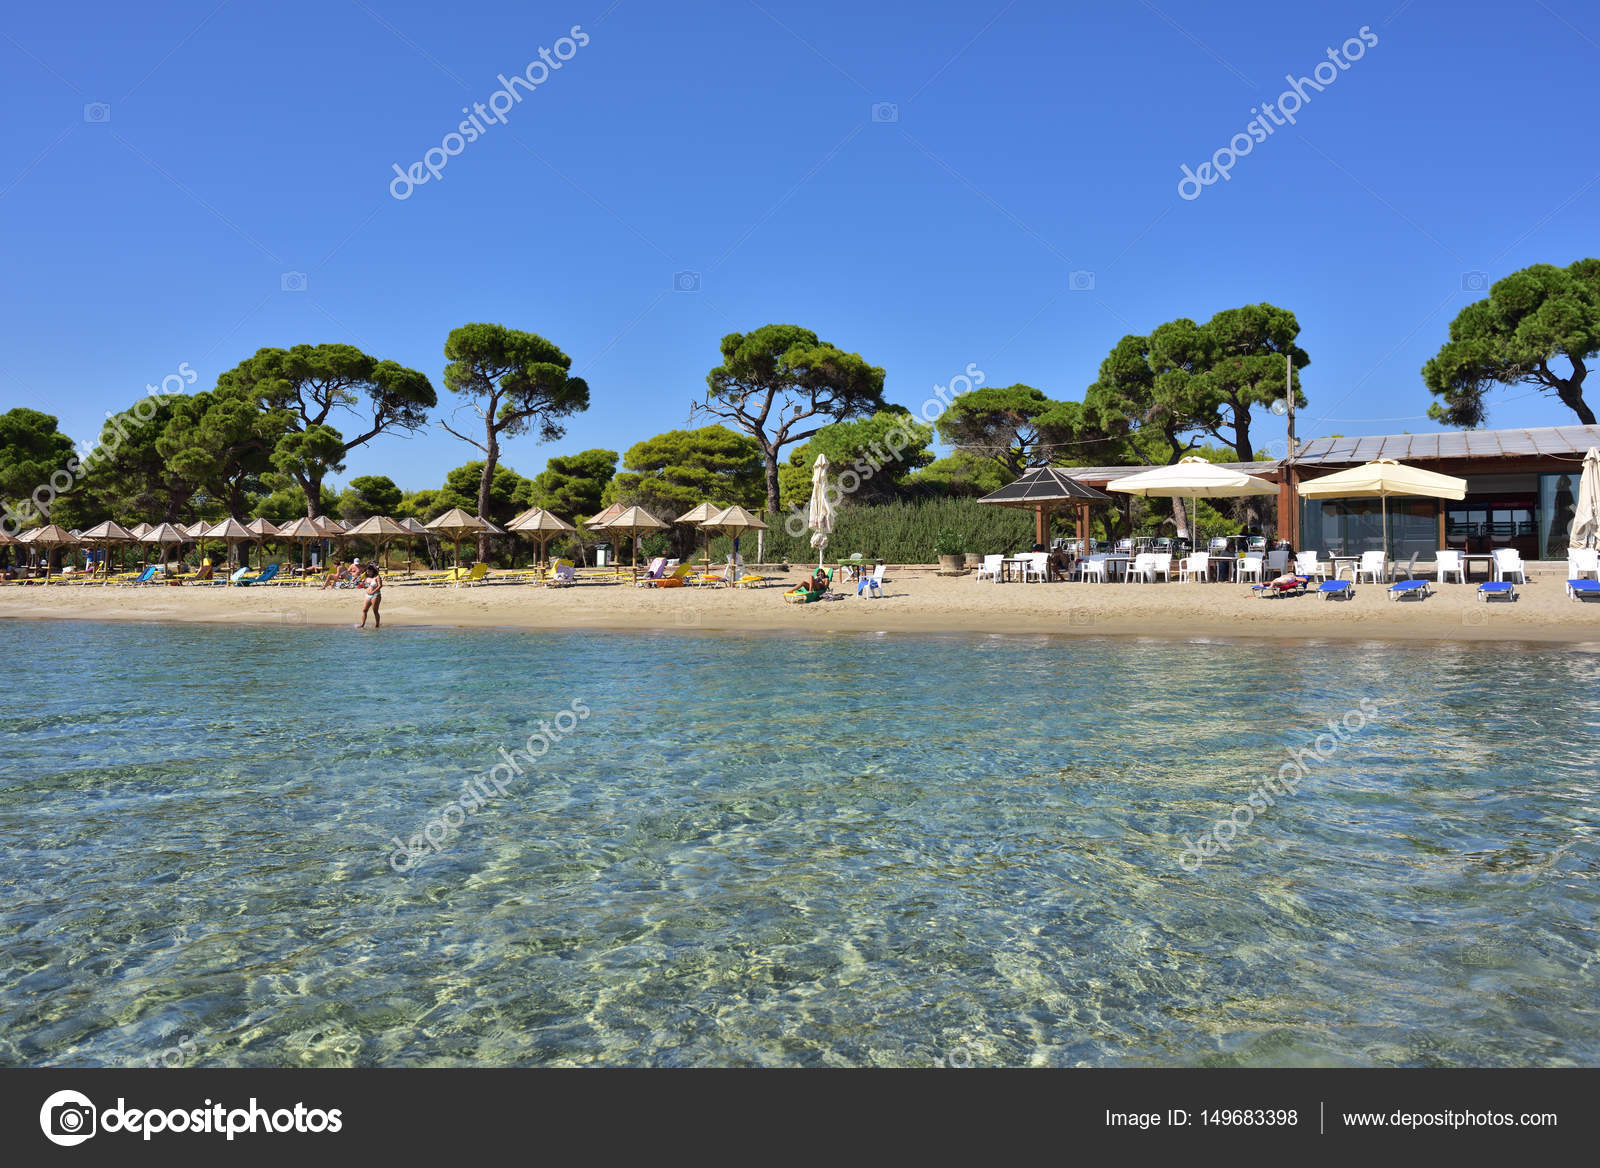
[1318,580,1353,600]
[1477,581,1517,602]
[1387,579,1431,601]
[1565,579,1600,601]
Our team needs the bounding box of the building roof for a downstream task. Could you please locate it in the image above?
[1292,425,1600,466]
[1065,460,1281,482]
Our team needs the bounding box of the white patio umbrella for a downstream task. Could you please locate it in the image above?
[1108,457,1278,555]
[1297,458,1467,575]
[807,453,834,568]
[1569,447,1600,550]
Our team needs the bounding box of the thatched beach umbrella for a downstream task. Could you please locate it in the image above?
[510,508,577,572]
[704,505,767,576]
[595,505,668,580]
[25,524,79,581]
[244,517,280,570]
[345,515,408,569]
[396,516,429,571]
[79,520,135,579]
[676,501,726,572]
[204,518,254,571]
[30,524,80,580]
[275,517,324,574]
[140,522,187,575]
[426,508,486,570]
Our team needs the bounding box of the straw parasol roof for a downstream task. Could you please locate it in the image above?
[510,508,577,569]
[426,507,486,568]
[245,517,281,538]
[80,520,136,578]
[346,515,408,568]
[275,517,325,573]
[593,505,668,578]
[479,517,508,536]
[397,517,429,536]
[586,502,627,528]
[141,522,187,547]
[128,521,154,539]
[26,524,79,581]
[80,520,135,541]
[675,501,724,525]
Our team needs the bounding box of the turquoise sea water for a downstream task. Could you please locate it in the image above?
[1,619,1598,1067]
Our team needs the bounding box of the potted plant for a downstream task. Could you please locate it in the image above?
[934,529,966,575]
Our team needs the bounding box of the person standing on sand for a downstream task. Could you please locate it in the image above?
[358,563,382,629]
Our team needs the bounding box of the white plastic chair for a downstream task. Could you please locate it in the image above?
[974,554,1002,583]
[1147,554,1172,582]
[1238,554,1265,584]
[1123,553,1152,583]
[1081,555,1111,583]
[1355,550,1386,583]
[1567,548,1598,580]
[1436,549,1464,584]
[1178,552,1209,582]
[857,563,886,596]
[1266,549,1289,574]
[1391,551,1418,583]
[1024,552,1049,582]
[1294,551,1325,581]
[1493,547,1526,583]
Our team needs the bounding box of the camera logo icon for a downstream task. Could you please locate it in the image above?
[40,1090,97,1146]
[279,608,306,626]
[83,102,111,123]
[281,271,308,293]
[871,102,899,123]
[1461,270,1489,292]
[1066,609,1094,627]
[1461,607,1489,627]
[673,270,700,292]
[1069,270,1096,291]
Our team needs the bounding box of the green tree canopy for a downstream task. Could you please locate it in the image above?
[0,408,76,529]
[933,384,1083,476]
[440,323,590,549]
[603,425,764,517]
[337,474,404,523]
[913,451,1008,497]
[779,409,935,507]
[1424,258,1600,426]
[215,342,436,518]
[396,488,445,523]
[694,323,887,512]
[156,384,280,518]
[439,461,532,524]
[525,448,617,521]
[57,396,193,528]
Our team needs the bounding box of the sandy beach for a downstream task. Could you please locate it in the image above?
[4,565,1598,643]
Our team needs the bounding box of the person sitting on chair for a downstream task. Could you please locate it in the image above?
[805,568,830,598]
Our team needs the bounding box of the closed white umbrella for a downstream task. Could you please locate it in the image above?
[807,453,834,568]
[1569,447,1600,550]
[1297,458,1467,575]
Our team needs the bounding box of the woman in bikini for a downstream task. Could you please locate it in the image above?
[358,562,382,628]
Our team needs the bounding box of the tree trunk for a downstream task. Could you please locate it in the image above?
[304,473,323,520]
[477,428,499,563]
[1233,415,1261,530]
[1557,382,1596,425]
[762,446,781,514]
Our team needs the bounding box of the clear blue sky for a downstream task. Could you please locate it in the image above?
[2,0,1596,493]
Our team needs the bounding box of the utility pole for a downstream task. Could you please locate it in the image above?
[1285,351,1296,459]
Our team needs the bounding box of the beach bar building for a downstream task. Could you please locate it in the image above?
[1284,425,1600,562]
